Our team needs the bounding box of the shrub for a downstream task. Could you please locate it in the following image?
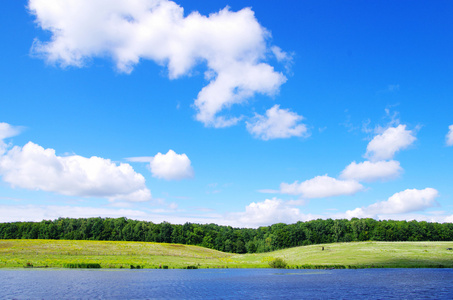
[186,265,198,269]
[64,263,101,269]
[268,258,287,269]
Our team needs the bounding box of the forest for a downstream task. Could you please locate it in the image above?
[1,217,452,254]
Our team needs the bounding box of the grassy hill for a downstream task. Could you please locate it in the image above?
[1,239,453,269]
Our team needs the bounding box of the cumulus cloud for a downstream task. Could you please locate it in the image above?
[0,142,151,201]
[246,105,308,140]
[226,198,315,228]
[29,0,287,128]
[446,125,453,146]
[365,124,416,161]
[129,150,194,180]
[340,160,402,182]
[280,175,363,198]
[150,150,194,180]
[346,188,439,218]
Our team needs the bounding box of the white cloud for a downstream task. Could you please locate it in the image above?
[150,150,193,180]
[0,122,21,140]
[0,203,206,224]
[365,124,416,161]
[270,46,293,73]
[0,205,148,222]
[246,105,308,140]
[340,160,402,182]
[0,142,151,202]
[29,0,287,128]
[128,150,194,180]
[1,141,8,157]
[446,125,453,146]
[280,175,363,198]
[2,202,451,226]
[149,150,194,180]
[126,156,154,163]
[286,199,308,206]
[0,122,22,155]
[226,198,315,228]
[271,46,290,62]
[345,188,439,218]
[0,203,229,225]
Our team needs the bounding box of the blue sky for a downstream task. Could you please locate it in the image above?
[1,0,452,227]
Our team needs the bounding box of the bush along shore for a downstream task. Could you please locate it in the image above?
[1,239,453,269]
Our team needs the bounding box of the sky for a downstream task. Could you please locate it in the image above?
[1,0,452,228]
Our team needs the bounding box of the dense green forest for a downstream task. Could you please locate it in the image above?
[1,218,452,254]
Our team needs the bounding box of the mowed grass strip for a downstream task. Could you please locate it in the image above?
[1,240,453,269]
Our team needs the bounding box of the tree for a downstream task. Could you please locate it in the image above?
[160,222,173,243]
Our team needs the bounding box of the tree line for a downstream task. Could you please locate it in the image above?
[1,217,452,253]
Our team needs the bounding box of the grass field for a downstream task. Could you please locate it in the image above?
[1,239,453,269]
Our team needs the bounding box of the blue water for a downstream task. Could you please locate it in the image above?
[1,268,453,299]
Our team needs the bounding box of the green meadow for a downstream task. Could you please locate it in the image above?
[1,239,453,269]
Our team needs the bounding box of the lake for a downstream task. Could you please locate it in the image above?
[1,268,453,299]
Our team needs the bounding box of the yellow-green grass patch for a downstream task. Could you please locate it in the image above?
[1,240,453,269]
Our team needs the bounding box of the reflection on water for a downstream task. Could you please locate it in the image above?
[1,268,453,299]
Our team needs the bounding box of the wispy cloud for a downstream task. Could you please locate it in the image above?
[257,189,279,194]
[446,125,453,146]
[0,122,23,155]
[0,122,22,140]
[387,84,400,92]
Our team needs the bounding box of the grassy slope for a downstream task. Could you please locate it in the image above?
[1,240,453,269]
[236,241,453,268]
